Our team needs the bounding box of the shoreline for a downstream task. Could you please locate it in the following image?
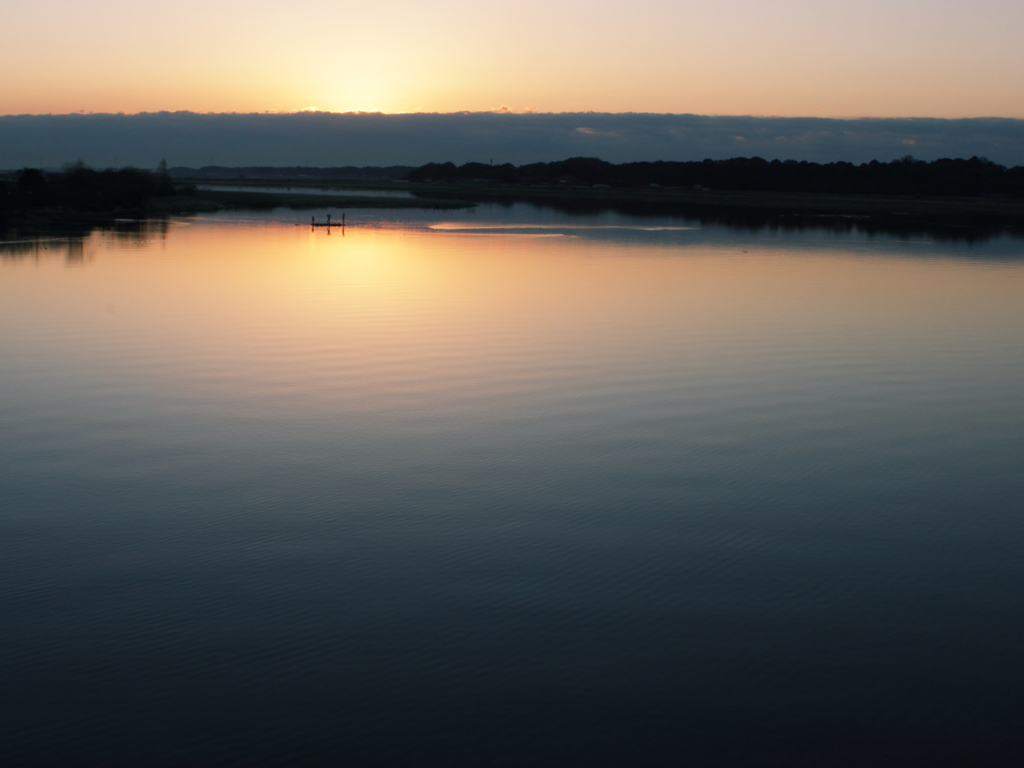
[408,181,1024,220]
[173,176,1024,226]
[5,179,1024,241]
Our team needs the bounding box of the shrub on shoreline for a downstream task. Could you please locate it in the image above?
[3,163,178,213]
[409,155,1024,198]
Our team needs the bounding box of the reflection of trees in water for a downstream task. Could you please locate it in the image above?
[65,239,85,263]
[0,237,86,263]
[526,200,1024,244]
[0,219,170,264]
[698,211,1020,245]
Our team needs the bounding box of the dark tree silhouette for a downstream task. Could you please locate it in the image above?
[15,169,50,206]
[407,156,1024,198]
[3,164,179,215]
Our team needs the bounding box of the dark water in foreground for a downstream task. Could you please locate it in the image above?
[2,207,1024,766]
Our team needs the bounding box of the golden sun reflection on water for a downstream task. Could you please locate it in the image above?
[3,216,1024,424]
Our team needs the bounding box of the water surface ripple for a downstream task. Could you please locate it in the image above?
[2,207,1023,766]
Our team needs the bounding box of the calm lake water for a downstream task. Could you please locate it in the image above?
[2,206,1023,766]
[196,184,415,198]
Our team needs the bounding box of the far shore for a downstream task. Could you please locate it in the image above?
[5,171,1024,241]
[171,175,1024,221]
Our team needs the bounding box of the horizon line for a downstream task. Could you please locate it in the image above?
[3,110,1023,122]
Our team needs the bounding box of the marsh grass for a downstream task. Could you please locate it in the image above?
[191,188,472,210]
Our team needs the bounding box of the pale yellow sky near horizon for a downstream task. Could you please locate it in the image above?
[2,0,1023,118]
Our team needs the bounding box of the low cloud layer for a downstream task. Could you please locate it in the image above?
[3,112,1024,169]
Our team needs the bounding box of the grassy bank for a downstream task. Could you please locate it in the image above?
[7,169,1024,242]
[188,188,472,210]
[408,181,1024,219]
[0,173,472,235]
[176,175,1024,222]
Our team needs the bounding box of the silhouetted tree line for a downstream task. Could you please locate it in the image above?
[0,163,177,213]
[407,156,1024,197]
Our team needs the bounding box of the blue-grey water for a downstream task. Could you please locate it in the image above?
[2,207,1023,766]
[196,184,415,198]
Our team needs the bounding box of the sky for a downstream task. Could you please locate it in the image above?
[2,0,1023,118]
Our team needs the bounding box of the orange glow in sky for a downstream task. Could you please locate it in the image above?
[2,0,1023,117]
